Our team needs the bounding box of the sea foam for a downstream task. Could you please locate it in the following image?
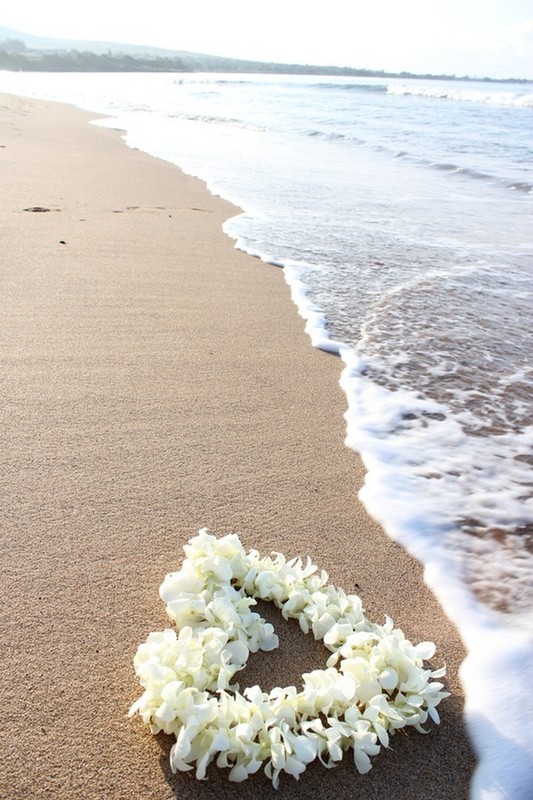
[387,82,533,108]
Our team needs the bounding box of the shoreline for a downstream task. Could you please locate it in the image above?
[0,92,475,799]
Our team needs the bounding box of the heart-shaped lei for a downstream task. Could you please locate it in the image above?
[130,530,448,788]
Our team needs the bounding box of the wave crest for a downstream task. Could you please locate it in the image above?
[387,83,533,108]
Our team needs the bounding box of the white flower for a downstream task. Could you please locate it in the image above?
[130,530,449,787]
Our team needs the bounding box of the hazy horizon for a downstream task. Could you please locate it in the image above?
[1,2,532,81]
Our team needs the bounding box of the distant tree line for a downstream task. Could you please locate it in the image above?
[0,38,528,82]
[0,40,190,72]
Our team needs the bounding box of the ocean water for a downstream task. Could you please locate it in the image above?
[1,71,532,797]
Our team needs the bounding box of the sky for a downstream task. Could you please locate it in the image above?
[1,0,533,79]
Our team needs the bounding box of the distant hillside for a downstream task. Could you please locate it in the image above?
[0,26,397,76]
[0,25,528,82]
[0,25,184,57]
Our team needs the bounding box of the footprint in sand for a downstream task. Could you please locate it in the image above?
[113,206,167,213]
[23,206,62,212]
[112,206,210,214]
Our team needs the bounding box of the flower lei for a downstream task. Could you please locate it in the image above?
[130,530,448,788]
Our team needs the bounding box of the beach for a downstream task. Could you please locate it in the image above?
[0,92,475,799]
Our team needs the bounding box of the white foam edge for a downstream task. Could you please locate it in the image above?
[386,83,533,109]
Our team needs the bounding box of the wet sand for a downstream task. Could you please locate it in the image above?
[0,92,475,799]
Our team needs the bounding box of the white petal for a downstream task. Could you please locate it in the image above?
[284,755,306,778]
[293,735,317,764]
[414,641,436,660]
[379,667,399,691]
[223,640,249,666]
[228,763,250,782]
[353,748,373,774]
[155,701,176,723]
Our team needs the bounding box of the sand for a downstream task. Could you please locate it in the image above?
[0,92,475,799]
